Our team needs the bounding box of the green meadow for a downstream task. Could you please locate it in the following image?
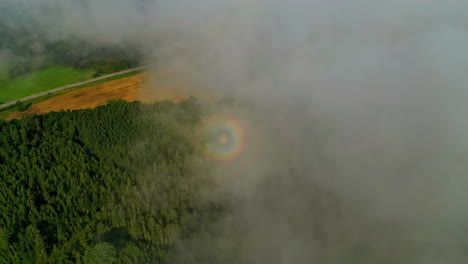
[0,65,8,81]
[0,66,95,103]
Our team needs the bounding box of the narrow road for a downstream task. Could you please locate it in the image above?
[0,65,152,110]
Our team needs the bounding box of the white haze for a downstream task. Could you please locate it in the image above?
[3,0,468,262]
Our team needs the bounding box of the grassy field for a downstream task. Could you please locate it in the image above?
[3,72,178,120]
[0,67,214,120]
[0,70,145,119]
[0,66,95,103]
[0,65,8,81]
[9,72,192,120]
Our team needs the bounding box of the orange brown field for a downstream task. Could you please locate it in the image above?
[6,71,212,120]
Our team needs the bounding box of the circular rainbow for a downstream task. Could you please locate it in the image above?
[204,115,247,162]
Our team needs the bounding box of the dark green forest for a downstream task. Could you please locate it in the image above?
[0,99,221,263]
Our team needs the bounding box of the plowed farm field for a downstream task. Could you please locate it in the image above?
[6,73,193,120]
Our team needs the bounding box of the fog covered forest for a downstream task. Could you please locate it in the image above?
[0,99,221,263]
[2,0,468,263]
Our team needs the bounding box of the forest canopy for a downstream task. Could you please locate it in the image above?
[0,99,221,264]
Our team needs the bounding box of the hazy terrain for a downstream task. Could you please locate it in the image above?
[1,0,468,263]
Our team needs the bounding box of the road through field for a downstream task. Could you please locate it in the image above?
[0,65,152,110]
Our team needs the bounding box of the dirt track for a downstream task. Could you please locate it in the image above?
[6,73,188,120]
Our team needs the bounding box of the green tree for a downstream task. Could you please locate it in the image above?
[0,228,14,264]
[83,243,116,264]
[13,101,31,112]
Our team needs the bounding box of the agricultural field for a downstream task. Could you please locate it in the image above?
[0,65,8,80]
[0,66,95,103]
[5,72,189,120]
